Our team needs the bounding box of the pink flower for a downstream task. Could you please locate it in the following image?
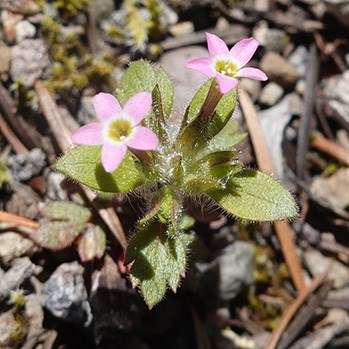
[186,32,268,94]
[72,92,159,173]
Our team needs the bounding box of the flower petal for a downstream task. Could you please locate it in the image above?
[235,67,268,81]
[215,74,238,94]
[123,92,152,125]
[206,32,229,57]
[93,93,122,121]
[101,143,127,172]
[71,123,103,145]
[125,126,159,150]
[229,37,260,68]
[186,57,215,77]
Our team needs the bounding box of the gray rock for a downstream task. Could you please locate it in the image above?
[196,241,254,303]
[258,82,284,106]
[217,242,254,301]
[158,46,208,115]
[46,172,68,201]
[288,46,309,78]
[0,232,37,265]
[253,22,288,53]
[42,261,92,326]
[259,94,296,179]
[241,78,261,102]
[260,51,299,88]
[10,39,50,87]
[0,311,20,348]
[7,147,46,181]
[77,96,97,125]
[15,20,36,43]
[0,257,39,300]
[304,250,349,289]
[311,168,349,210]
[323,70,349,128]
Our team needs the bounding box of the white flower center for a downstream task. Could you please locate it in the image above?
[214,59,238,78]
[105,114,134,143]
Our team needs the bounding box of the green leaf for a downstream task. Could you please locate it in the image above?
[77,223,106,262]
[54,145,148,194]
[207,120,246,153]
[30,221,85,250]
[156,67,174,119]
[183,177,225,194]
[208,170,298,221]
[188,150,242,180]
[125,222,187,309]
[42,201,91,225]
[117,61,156,104]
[156,187,182,236]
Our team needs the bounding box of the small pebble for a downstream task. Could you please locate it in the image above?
[7,148,46,182]
[258,82,284,106]
[15,20,36,43]
[42,261,92,326]
[260,51,299,88]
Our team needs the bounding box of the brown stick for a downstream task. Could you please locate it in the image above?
[266,264,332,349]
[0,210,39,229]
[0,110,28,154]
[239,89,306,293]
[310,132,349,166]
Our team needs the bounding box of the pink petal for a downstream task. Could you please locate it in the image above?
[235,67,268,81]
[101,143,127,173]
[215,74,239,94]
[186,57,215,77]
[206,32,229,57]
[71,123,103,145]
[125,126,159,150]
[123,92,152,125]
[229,37,260,68]
[93,93,122,121]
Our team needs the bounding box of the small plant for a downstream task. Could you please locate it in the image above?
[55,33,297,308]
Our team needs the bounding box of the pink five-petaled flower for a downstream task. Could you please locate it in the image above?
[72,92,159,173]
[186,32,268,94]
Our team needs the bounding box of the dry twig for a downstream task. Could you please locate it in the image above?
[266,264,332,349]
[0,210,40,229]
[310,132,349,167]
[239,89,306,294]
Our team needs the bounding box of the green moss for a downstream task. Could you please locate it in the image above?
[0,161,10,186]
[41,12,117,99]
[124,0,148,51]
[53,0,90,15]
[145,0,165,42]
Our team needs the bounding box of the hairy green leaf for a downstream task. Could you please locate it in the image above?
[42,201,91,225]
[207,120,246,153]
[54,145,148,194]
[30,221,85,250]
[209,170,298,221]
[125,222,187,308]
[117,61,156,104]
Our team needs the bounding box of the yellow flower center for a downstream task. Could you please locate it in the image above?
[215,60,237,77]
[108,119,133,142]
